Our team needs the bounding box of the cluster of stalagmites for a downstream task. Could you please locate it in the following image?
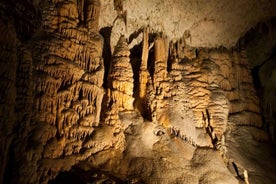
[166,39,262,145]
[16,28,264,183]
[0,0,268,183]
[0,1,124,183]
[134,29,261,149]
[137,29,171,122]
[131,29,263,183]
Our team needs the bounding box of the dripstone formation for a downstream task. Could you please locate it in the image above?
[0,1,275,184]
[12,0,107,183]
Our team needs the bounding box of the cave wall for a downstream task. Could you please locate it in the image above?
[0,5,19,183]
[0,0,275,184]
[242,19,276,142]
[1,1,125,183]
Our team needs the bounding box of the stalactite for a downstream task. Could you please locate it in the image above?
[144,34,172,123]
[77,0,84,22]
[153,34,167,87]
[1,0,273,182]
[139,27,150,99]
[86,0,101,31]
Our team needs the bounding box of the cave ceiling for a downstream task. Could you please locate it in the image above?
[99,0,276,48]
[1,0,276,184]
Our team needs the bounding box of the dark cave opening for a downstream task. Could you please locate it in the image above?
[242,17,276,142]
[48,167,126,184]
[251,65,262,97]
[3,145,14,184]
[129,42,142,100]
[48,171,86,184]
[99,26,113,89]
[131,41,157,121]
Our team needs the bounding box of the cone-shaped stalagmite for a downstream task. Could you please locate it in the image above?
[1,1,274,183]
[108,35,134,111]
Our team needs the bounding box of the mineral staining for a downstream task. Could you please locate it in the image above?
[0,0,274,184]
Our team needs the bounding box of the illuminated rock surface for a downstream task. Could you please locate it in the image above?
[0,0,276,184]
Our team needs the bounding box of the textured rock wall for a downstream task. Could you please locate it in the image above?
[242,19,276,143]
[11,0,106,183]
[0,1,275,184]
[95,29,268,183]
[0,8,19,183]
[1,1,123,183]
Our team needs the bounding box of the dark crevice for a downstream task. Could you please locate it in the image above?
[48,171,86,184]
[3,0,41,42]
[128,27,144,45]
[99,26,112,89]
[147,48,155,81]
[251,66,262,95]
[129,32,157,121]
[237,17,276,48]
[236,17,276,142]
[3,144,14,184]
[130,42,142,103]
[48,166,127,184]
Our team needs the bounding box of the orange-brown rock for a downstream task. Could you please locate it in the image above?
[0,1,275,184]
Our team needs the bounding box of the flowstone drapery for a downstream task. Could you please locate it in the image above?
[0,1,275,184]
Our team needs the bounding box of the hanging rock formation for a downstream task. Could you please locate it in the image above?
[2,1,122,183]
[137,28,151,117]
[0,1,276,184]
[151,34,171,122]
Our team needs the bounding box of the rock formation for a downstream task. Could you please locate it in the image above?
[0,10,19,183]
[1,1,123,183]
[137,28,151,118]
[103,34,134,125]
[99,0,276,48]
[0,1,276,184]
[11,0,107,182]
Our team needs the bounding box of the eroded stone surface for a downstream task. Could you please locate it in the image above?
[0,1,276,184]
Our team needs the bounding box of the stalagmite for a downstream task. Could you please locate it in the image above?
[144,34,171,123]
[153,34,168,88]
[244,169,249,184]
[108,35,134,111]
[1,1,275,184]
[139,27,150,99]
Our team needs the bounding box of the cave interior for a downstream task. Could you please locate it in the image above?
[0,0,276,184]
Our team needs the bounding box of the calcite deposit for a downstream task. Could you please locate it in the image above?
[0,0,276,184]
